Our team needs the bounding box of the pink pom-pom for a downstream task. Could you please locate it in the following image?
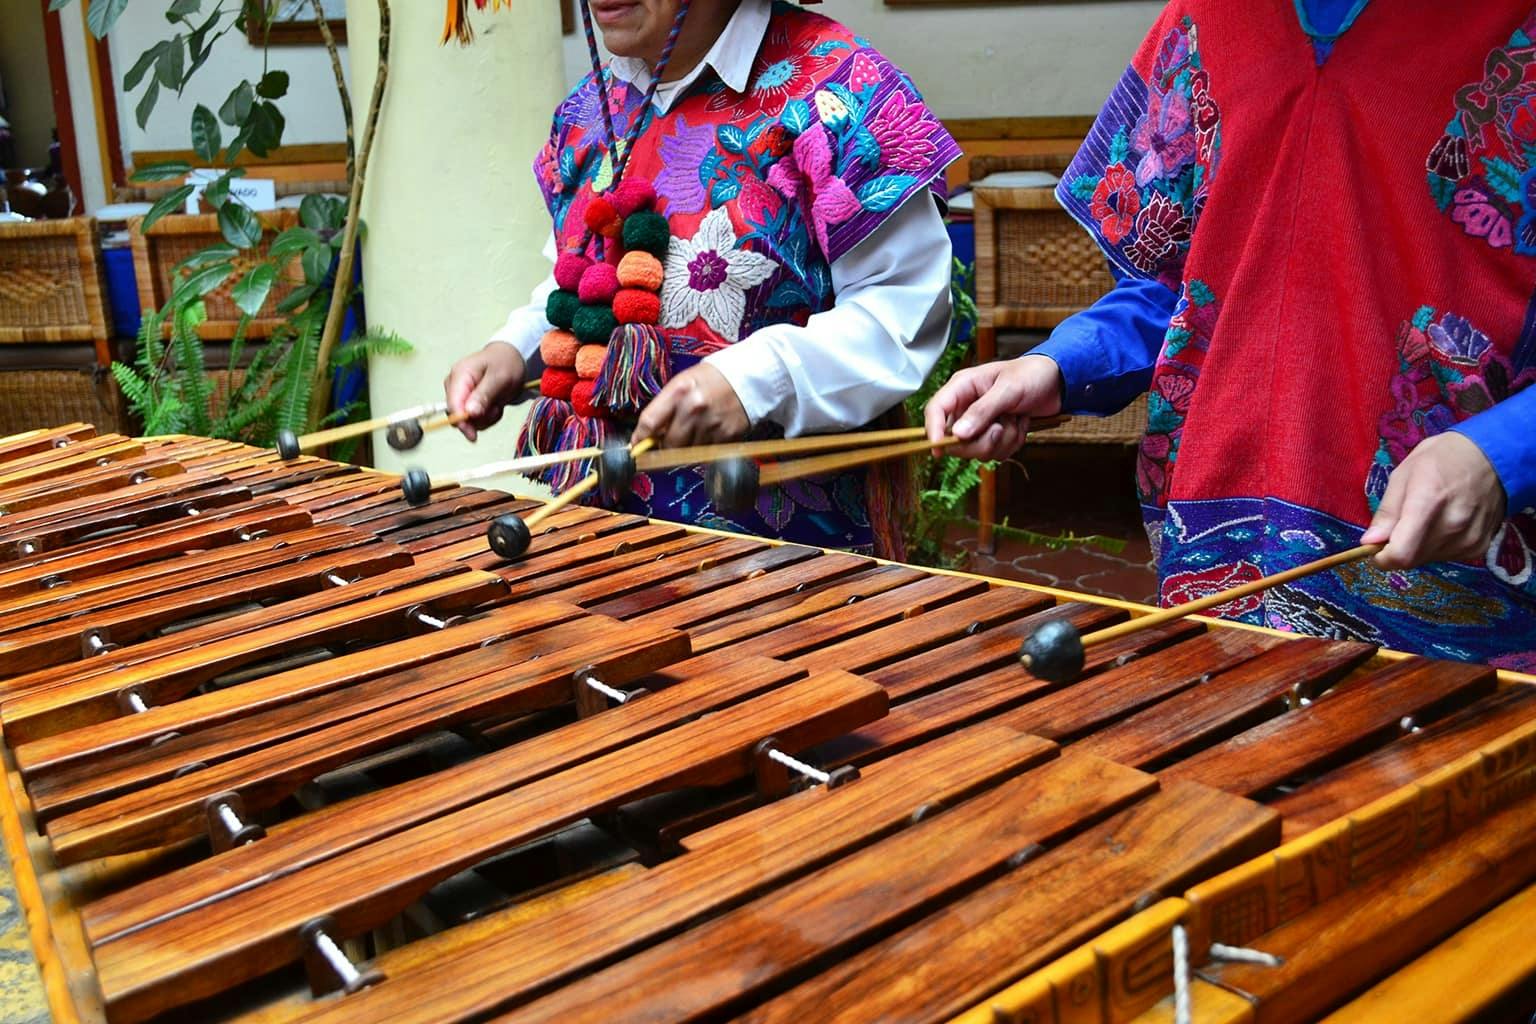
[610,180,657,218]
[554,252,592,292]
[576,262,620,305]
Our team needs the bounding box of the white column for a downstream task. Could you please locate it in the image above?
[344,0,563,495]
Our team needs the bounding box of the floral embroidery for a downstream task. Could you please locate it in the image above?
[1162,561,1265,617]
[1090,163,1141,245]
[767,124,862,256]
[867,91,941,173]
[1137,279,1219,506]
[654,115,717,215]
[709,21,839,119]
[1371,305,1536,596]
[661,207,779,337]
[1427,14,1536,255]
[1058,18,1222,289]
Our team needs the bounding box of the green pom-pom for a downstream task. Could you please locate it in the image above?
[622,212,671,258]
[572,304,618,345]
[546,289,580,329]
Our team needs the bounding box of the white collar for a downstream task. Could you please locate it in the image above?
[608,0,772,111]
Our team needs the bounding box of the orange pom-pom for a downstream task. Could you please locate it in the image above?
[574,343,608,379]
[538,328,580,368]
[613,288,661,325]
[582,197,623,238]
[617,251,664,291]
[571,379,598,417]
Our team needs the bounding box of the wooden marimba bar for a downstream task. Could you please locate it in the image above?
[0,424,1532,1024]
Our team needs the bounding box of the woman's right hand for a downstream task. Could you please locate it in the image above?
[444,343,527,442]
[924,354,1065,460]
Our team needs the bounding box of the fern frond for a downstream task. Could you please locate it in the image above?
[171,301,213,437]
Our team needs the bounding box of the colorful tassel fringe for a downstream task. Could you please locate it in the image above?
[515,396,572,457]
[592,323,670,418]
[544,415,612,492]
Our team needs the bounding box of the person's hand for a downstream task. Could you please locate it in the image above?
[924,354,1064,460]
[632,363,750,449]
[443,343,526,442]
[1361,432,1507,570]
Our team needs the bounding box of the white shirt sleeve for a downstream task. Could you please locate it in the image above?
[703,190,952,437]
[487,233,560,360]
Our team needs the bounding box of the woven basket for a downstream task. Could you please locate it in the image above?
[130,210,303,340]
[974,186,1116,330]
[0,364,128,436]
[0,218,111,364]
[1042,395,1149,447]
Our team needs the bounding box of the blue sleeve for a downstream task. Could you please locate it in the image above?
[1449,386,1536,514]
[1029,274,1178,416]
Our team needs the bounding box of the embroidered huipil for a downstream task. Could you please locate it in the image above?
[493,0,960,555]
[1038,1,1536,668]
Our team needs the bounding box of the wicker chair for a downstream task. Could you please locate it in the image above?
[0,218,128,435]
[969,153,1147,551]
[130,210,303,340]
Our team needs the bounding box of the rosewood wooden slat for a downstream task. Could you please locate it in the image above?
[0,525,366,624]
[381,496,533,544]
[1162,658,1499,797]
[14,602,588,778]
[1197,794,1536,1023]
[509,533,731,599]
[307,483,434,522]
[1075,639,1379,769]
[732,782,1280,1024]
[88,672,888,1023]
[0,568,506,743]
[0,495,293,568]
[1271,684,1536,839]
[866,596,1125,702]
[991,628,1291,742]
[812,603,1130,767]
[0,466,215,532]
[687,564,929,653]
[0,439,144,490]
[496,754,1157,1024]
[585,543,826,619]
[0,459,188,513]
[551,537,767,606]
[451,508,648,567]
[0,423,94,461]
[0,485,255,560]
[80,651,798,946]
[792,585,1055,675]
[41,617,692,860]
[0,504,312,601]
[630,551,875,632]
[0,545,412,677]
[330,487,486,527]
[288,725,1063,1024]
[364,490,525,536]
[489,522,692,586]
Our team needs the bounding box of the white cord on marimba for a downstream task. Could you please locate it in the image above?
[766,748,832,787]
[1171,924,1282,1024]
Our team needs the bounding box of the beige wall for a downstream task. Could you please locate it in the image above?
[347,0,563,491]
[560,1,1164,118]
[0,0,57,167]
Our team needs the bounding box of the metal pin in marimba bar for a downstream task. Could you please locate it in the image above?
[300,916,383,996]
[81,628,117,658]
[405,604,462,631]
[204,792,264,852]
[752,736,860,798]
[573,667,646,717]
[121,690,150,714]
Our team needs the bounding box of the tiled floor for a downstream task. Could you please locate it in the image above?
[943,445,1159,605]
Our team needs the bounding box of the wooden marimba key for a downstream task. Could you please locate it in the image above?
[0,425,1532,1024]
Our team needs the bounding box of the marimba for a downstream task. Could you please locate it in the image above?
[0,424,1533,1024]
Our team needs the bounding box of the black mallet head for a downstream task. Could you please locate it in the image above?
[1019,619,1086,684]
[598,440,636,507]
[386,419,425,451]
[707,456,760,514]
[487,513,532,560]
[401,468,432,507]
[276,429,301,461]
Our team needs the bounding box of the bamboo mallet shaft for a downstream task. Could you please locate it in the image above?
[1082,544,1384,648]
[524,437,656,530]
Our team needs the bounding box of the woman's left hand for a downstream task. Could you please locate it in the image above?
[632,363,750,449]
[1362,432,1507,570]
